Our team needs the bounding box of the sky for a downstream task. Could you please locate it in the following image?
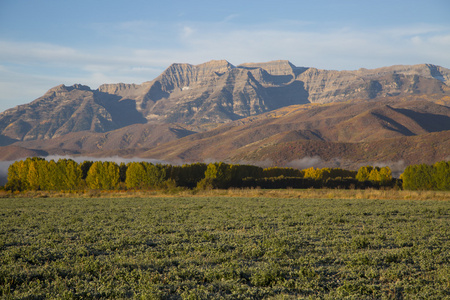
[0,0,449,112]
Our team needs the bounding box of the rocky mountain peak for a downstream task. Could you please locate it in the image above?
[155,60,235,92]
[238,60,307,76]
[46,84,92,94]
[72,84,91,91]
[196,60,235,74]
[425,64,450,83]
[1,61,449,148]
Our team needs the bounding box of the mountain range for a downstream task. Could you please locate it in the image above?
[1,60,449,173]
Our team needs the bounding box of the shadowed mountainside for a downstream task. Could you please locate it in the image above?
[134,98,450,168]
[0,61,449,168]
[1,61,449,144]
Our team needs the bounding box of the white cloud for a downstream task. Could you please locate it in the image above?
[1,21,450,112]
[0,40,85,65]
[181,26,195,39]
[222,14,239,23]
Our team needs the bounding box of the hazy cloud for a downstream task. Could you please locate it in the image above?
[1,21,450,111]
[0,161,13,186]
[286,157,323,169]
[181,26,195,39]
[372,160,407,178]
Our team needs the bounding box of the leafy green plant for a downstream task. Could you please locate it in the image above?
[1,196,449,299]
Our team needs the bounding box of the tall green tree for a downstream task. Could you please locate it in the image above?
[432,161,450,190]
[86,161,120,190]
[199,162,232,189]
[27,161,40,190]
[356,166,374,182]
[59,159,82,190]
[402,164,434,190]
[378,167,393,185]
[6,161,23,191]
[46,160,59,190]
[144,163,166,188]
[125,162,146,189]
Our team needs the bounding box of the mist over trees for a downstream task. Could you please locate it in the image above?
[2,157,449,191]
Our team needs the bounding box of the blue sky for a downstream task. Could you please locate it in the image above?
[1,0,449,112]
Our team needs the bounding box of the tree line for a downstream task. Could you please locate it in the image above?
[401,161,450,190]
[2,157,416,192]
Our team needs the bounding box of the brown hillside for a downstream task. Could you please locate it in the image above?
[14,123,195,155]
[1,62,449,145]
[136,99,450,169]
[231,131,450,171]
[0,145,47,161]
[0,61,449,170]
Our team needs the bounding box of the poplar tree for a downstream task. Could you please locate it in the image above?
[402,164,433,190]
[61,159,82,190]
[145,163,166,188]
[46,160,59,190]
[105,161,120,190]
[356,166,374,182]
[433,161,450,190]
[6,161,23,191]
[27,162,40,190]
[378,167,392,185]
[86,161,103,189]
[125,162,146,189]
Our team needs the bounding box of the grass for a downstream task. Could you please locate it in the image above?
[1,188,450,201]
[1,192,449,299]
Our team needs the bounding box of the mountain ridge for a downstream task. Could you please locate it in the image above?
[0,61,449,170]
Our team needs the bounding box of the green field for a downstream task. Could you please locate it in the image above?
[1,195,449,299]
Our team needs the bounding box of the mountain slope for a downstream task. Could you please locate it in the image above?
[0,61,450,168]
[135,99,450,168]
[0,84,147,142]
[1,61,449,146]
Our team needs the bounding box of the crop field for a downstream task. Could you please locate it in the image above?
[1,194,449,299]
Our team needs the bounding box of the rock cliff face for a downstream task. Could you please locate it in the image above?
[298,64,450,103]
[138,62,310,124]
[0,84,146,141]
[0,60,449,145]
